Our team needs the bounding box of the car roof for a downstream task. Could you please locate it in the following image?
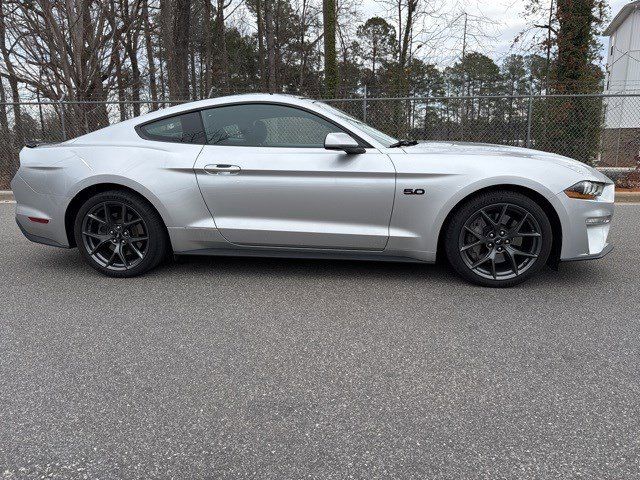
[138,93,317,122]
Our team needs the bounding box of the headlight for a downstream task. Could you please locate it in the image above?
[564,181,606,200]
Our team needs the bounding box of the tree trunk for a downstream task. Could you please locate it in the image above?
[265,0,276,93]
[142,0,159,109]
[163,0,191,100]
[114,46,127,121]
[122,0,142,116]
[199,54,204,97]
[297,0,307,90]
[322,0,337,97]
[110,0,127,121]
[256,0,266,89]
[128,36,142,117]
[544,0,554,93]
[216,0,229,93]
[552,0,600,163]
[555,0,592,93]
[190,47,197,99]
[37,90,46,138]
[0,75,11,187]
[0,77,8,134]
[159,50,167,102]
[203,0,213,95]
[274,0,281,90]
[0,0,24,151]
[397,0,416,97]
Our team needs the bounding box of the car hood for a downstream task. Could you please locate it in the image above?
[401,141,612,182]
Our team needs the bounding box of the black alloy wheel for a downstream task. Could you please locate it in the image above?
[445,191,553,287]
[74,190,168,277]
[458,203,542,281]
[81,201,149,271]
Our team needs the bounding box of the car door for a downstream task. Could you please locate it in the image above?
[193,103,396,250]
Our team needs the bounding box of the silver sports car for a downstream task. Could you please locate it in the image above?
[11,94,614,287]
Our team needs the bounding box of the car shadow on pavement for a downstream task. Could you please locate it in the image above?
[24,243,613,290]
[171,252,451,279]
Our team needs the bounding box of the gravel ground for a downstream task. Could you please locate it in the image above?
[1,203,639,479]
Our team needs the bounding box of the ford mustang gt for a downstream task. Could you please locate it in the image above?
[11,94,614,287]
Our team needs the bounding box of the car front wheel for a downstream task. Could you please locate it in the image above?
[73,190,168,277]
[444,190,553,287]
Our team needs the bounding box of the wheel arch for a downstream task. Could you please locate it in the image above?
[435,184,563,268]
[64,181,172,250]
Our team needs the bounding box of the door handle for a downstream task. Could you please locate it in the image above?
[203,164,241,175]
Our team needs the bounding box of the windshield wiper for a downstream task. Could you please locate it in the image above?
[389,139,418,148]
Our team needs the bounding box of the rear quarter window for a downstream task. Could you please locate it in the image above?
[137,112,205,144]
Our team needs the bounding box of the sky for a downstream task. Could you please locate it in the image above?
[358,0,629,68]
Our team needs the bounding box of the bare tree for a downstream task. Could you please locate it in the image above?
[0,0,24,148]
[142,0,160,108]
[0,0,151,134]
[255,0,266,88]
[216,0,232,93]
[0,78,8,134]
[110,0,128,120]
[203,0,214,94]
[264,0,277,92]
[161,0,191,99]
[121,0,144,115]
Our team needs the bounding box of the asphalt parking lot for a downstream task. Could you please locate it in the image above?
[1,203,639,479]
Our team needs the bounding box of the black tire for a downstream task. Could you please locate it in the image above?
[73,190,168,277]
[444,190,553,287]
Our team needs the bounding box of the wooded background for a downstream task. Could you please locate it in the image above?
[0,0,613,187]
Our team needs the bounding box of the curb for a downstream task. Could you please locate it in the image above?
[615,191,640,203]
[0,190,14,202]
[1,190,640,204]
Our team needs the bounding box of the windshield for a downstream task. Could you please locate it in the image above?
[314,102,399,148]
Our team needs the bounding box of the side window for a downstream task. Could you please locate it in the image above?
[138,112,205,144]
[200,104,347,148]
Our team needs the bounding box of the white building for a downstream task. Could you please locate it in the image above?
[602,1,640,166]
[604,1,640,94]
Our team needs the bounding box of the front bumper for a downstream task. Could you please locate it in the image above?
[558,184,614,262]
[11,173,70,248]
[562,242,613,262]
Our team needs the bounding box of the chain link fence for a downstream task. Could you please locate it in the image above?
[1,93,639,189]
[324,93,640,170]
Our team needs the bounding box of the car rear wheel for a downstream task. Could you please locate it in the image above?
[444,191,553,287]
[73,190,168,277]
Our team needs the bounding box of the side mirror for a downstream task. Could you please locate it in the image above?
[324,132,366,154]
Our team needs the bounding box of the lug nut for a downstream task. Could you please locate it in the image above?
[487,243,493,248]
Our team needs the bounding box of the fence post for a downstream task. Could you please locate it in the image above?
[526,94,533,148]
[59,99,67,141]
[362,85,368,123]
